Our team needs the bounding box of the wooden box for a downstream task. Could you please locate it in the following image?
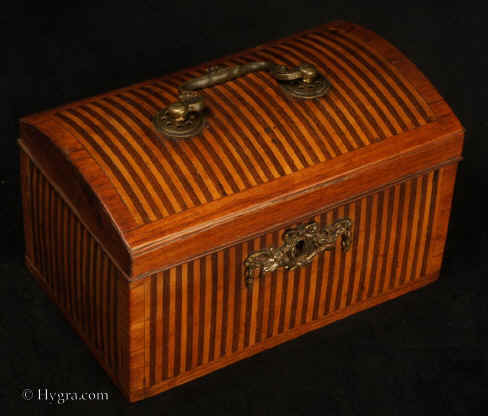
[19,21,464,401]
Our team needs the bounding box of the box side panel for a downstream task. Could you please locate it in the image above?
[20,149,131,398]
[138,163,455,399]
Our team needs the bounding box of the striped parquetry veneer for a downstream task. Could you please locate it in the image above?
[52,25,435,226]
[19,21,463,401]
[22,147,445,398]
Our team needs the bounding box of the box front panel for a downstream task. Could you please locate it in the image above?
[142,165,452,398]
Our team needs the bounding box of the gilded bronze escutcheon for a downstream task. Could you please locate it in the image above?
[244,218,352,288]
[153,61,331,140]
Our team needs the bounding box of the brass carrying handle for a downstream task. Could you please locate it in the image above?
[244,218,352,288]
[153,61,330,141]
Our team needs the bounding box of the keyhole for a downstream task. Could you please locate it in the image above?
[295,240,306,257]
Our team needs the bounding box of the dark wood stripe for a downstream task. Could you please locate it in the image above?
[356,195,373,302]
[421,170,439,276]
[95,245,102,350]
[112,271,119,376]
[232,245,242,352]
[244,239,255,347]
[42,178,51,284]
[174,266,183,376]
[312,213,327,318]
[90,233,98,341]
[346,200,362,306]
[196,257,205,367]
[300,261,313,324]
[61,199,71,315]
[334,204,350,310]
[389,183,407,289]
[266,231,279,337]
[150,276,157,385]
[38,169,47,276]
[255,236,267,343]
[208,253,218,361]
[162,269,170,379]
[278,268,290,333]
[399,178,418,285]
[107,262,115,370]
[329,30,432,122]
[219,249,230,356]
[99,248,107,359]
[104,262,112,369]
[288,269,301,329]
[30,163,39,267]
[53,185,60,300]
[367,191,384,298]
[378,187,395,294]
[186,262,194,371]
[410,175,428,282]
[324,209,338,314]
[38,175,46,279]
[70,211,78,322]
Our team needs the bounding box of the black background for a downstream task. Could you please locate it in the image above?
[3,1,487,414]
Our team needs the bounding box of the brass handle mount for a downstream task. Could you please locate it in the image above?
[244,218,352,288]
[153,61,330,141]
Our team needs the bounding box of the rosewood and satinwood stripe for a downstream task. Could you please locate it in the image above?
[146,169,439,387]
[26,157,120,376]
[52,27,434,226]
[322,30,432,122]
[305,34,408,133]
